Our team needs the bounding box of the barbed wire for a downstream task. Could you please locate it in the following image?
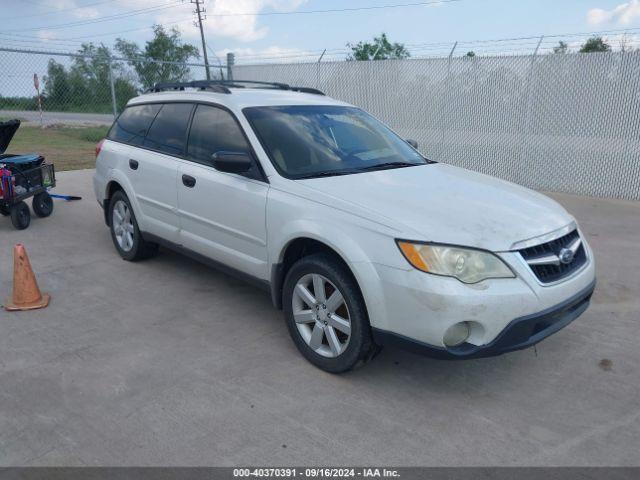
[2,25,639,66]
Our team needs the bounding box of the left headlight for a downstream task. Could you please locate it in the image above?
[396,240,515,284]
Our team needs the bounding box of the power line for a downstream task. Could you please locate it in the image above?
[204,0,464,17]
[5,1,185,32]
[4,0,121,21]
[0,38,92,50]
[63,17,196,40]
[6,0,465,40]
[0,33,88,46]
[4,19,638,62]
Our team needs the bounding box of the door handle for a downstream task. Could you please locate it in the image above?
[182,174,196,188]
[129,159,139,170]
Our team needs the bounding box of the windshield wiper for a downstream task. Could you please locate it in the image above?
[357,161,424,172]
[295,169,361,179]
[294,161,426,179]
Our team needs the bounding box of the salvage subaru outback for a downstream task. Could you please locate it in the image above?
[93,80,596,373]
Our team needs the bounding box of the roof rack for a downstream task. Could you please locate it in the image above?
[147,80,325,95]
[147,80,231,94]
[289,86,325,95]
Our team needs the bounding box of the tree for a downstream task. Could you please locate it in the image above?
[347,33,410,61]
[43,59,71,109]
[42,43,138,113]
[72,43,112,86]
[115,25,200,89]
[465,51,476,57]
[579,37,611,53]
[553,41,569,54]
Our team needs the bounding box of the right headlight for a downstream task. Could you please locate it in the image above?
[396,240,515,284]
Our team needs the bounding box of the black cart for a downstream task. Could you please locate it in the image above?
[1,120,56,230]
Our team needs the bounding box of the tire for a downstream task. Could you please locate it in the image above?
[108,190,159,261]
[32,192,54,218]
[283,253,377,373]
[10,201,31,230]
[0,204,9,216]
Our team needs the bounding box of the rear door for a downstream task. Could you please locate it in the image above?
[177,104,269,280]
[114,103,192,243]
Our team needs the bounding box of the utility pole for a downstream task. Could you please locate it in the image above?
[191,0,211,80]
[226,52,234,81]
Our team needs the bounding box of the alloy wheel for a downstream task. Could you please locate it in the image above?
[292,273,352,358]
[112,199,135,252]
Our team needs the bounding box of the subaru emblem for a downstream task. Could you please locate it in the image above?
[558,247,575,265]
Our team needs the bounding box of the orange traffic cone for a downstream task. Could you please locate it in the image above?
[4,244,50,311]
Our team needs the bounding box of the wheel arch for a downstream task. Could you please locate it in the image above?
[102,170,137,227]
[270,236,368,311]
[103,180,124,226]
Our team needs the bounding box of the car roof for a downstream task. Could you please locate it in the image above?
[127,87,352,111]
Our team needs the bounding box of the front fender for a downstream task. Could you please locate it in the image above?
[269,218,395,330]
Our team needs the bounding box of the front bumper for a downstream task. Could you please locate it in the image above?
[372,279,596,359]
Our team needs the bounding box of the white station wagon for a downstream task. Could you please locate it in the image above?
[94,80,596,373]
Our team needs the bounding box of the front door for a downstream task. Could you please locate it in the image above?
[177,104,269,280]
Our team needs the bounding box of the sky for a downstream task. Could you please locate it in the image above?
[2,0,640,63]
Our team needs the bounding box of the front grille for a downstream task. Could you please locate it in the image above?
[518,229,587,283]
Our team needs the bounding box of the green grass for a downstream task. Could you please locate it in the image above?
[56,126,110,143]
[4,125,109,171]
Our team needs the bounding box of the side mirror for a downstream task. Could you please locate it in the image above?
[211,151,253,174]
[406,139,418,149]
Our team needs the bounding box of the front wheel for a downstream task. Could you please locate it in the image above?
[108,190,158,261]
[283,253,377,373]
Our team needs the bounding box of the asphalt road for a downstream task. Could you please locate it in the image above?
[0,169,638,466]
[0,110,114,126]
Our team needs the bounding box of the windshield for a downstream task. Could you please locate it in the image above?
[243,105,428,179]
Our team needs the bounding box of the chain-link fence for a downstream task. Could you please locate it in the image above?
[234,51,640,200]
[0,47,219,123]
[2,47,639,199]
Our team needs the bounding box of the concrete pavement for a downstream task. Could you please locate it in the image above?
[0,169,638,466]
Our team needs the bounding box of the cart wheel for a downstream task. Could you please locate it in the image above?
[10,201,31,230]
[0,204,9,216]
[33,192,54,218]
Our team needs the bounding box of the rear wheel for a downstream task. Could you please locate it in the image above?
[32,192,54,218]
[10,201,30,230]
[108,190,158,261]
[283,253,377,373]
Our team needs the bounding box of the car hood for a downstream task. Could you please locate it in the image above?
[297,163,574,251]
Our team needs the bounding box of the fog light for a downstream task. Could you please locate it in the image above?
[443,322,470,347]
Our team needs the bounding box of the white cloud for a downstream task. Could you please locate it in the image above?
[587,0,640,25]
[38,0,100,19]
[156,0,310,43]
[37,30,58,41]
[74,7,100,19]
[44,0,76,8]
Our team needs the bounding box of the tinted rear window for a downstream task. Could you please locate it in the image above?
[108,104,161,146]
[144,103,193,156]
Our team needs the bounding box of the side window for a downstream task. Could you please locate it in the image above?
[143,103,193,156]
[187,104,251,164]
[108,104,161,146]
